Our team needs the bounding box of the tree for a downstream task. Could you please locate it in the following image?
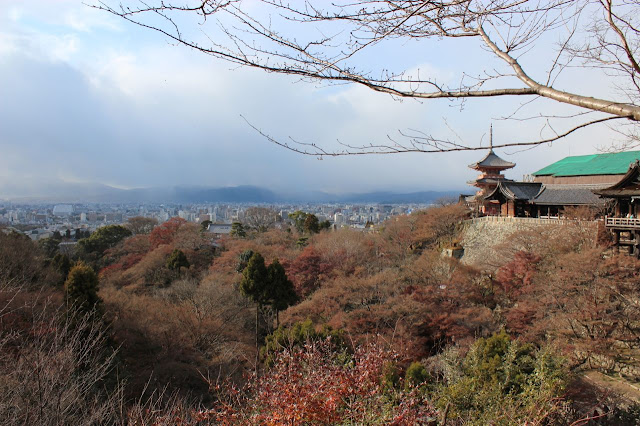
[319,220,332,231]
[166,249,190,271]
[266,259,297,327]
[244,207,277,233]
[200,219,212,231]
[149,217,187,248]
[230,221,246,238]
[52,253,72,285]
[285,245,335,297]
[38,237,60,258]
[288,210,308,233]
[236,249,255,273]
[239,252,269,373]
[100,1,640,153]
[64,262,101,313]
[65,229,71,239]
[126,216,158,235]
[303,214,320,234]
[240,252,298,371]
[78,225,132,256]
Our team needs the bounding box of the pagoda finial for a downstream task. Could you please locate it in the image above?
[489,124,493,150]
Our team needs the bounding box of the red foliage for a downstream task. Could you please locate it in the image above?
[496,251,541,297]
[284,246,335,297]
[149,217,188,249]
[206,339,435,425]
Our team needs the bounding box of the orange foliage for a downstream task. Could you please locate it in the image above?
[149,217,188,248]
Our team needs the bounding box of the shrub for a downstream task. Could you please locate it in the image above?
[405,361,429,390]
[435,331,570,423]
[64,262,101,313]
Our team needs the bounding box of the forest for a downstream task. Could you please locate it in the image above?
[1,205,640,425]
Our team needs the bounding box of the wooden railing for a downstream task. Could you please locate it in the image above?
[605,216,640,229]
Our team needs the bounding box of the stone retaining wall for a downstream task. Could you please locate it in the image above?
[460,216,599,268]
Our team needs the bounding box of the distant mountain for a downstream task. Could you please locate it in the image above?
[1,182,461,204]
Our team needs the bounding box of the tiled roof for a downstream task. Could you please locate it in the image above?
[533,185,605,205]
[484,182,542,201]
[467,177,513,186]
[468,150,516,170]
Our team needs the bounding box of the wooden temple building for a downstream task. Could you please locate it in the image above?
[465,140,640,255]
[594,160,640,256]
[465,134,640,218]
[467,127,515,215]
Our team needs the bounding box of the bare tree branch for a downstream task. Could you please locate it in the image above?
[94,0,640,154]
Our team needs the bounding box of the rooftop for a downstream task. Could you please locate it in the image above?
[484,182,542,201]
[533,151,640,177]
[468,149,516,170]
[533,185,605,205]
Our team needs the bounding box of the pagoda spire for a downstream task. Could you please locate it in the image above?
[489,124,493,150]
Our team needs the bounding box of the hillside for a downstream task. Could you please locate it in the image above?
[1,206,639,424]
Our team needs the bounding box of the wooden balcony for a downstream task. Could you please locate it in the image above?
[605,216,640,229]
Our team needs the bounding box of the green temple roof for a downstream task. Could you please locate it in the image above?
[532,151,640,177]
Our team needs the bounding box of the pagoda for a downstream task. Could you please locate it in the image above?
[468,126,515,214]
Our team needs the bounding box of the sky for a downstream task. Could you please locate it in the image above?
[0,0,630,197]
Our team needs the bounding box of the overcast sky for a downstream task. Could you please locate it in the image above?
[0,1,629,197]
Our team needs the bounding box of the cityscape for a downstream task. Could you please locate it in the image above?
[0,201,433,241]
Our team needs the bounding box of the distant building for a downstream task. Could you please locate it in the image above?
[208,223,232,235]
[53,204,73,216]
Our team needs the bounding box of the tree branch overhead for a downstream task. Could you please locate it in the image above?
[96,0,640,155]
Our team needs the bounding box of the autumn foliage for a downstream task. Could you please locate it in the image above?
[2,204,639,424]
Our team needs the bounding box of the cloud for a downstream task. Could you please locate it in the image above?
[0,0,632,199]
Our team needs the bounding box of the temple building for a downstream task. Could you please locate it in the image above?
[532,151,640,185]
[463,131,637,218]
[594,160,640,256]
[467,127,515,215]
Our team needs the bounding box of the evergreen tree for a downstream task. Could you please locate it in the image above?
[64,262,101,314]
[236,249,255,273]
[166,249,190,271]
[267,258,297,327]
[319,220,332,231]
[239,252,269,374]
[288,210,308,233]
[231,221,246,238]
[239,253,298,371]
[78,225,132,256]
[303,214,320,234]
[52,253,72,285]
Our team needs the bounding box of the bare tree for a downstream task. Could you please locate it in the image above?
[244,207,278,232]
[0,296,123,425]
[126,216,158,235]
[96,0,640,154]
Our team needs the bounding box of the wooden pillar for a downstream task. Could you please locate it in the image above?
[615,230,620,253]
